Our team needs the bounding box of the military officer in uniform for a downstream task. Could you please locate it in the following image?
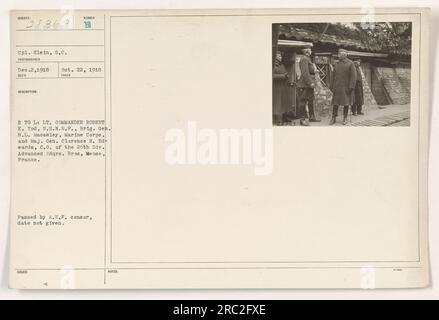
[352,57,365,116]
[297,46,321,126]
[272,51,290,125]
[329,48,357,125]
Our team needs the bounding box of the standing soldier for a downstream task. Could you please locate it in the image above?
[352,57,365,116]
[297,46,321,126]
[329,48,357,125]
[272,52,290,125]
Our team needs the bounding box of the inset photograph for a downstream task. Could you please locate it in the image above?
[272,22,412,126]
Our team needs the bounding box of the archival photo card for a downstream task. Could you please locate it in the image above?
[9,8,430,289]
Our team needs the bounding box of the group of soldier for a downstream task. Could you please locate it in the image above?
[273,47,365,126]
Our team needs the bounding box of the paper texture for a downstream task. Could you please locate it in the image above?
[9,8,430,289]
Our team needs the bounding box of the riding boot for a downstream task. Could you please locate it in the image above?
[329,105,338,125]
[343,106,349,125]
[351,104,357,116]
[308,99,321,122]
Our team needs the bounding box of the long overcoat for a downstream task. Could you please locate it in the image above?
[354,65,364,106]
[330,58,357,106]
[272,63,290,116]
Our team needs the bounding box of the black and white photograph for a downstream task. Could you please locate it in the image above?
[272,22,412,126]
